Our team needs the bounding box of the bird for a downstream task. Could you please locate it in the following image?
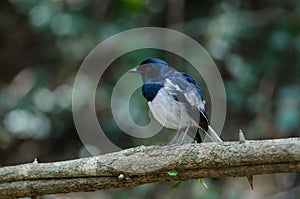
[129,57,222,144]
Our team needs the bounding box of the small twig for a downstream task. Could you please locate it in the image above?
[239,129,246,143]
[246,175,254,190]
[238,129,254,189]
[32,158,38,164]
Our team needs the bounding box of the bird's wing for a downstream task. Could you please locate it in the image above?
[179,72,204,101]
[163,74,210,131]
[165,73,206,111]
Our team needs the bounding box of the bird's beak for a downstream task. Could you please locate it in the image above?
[129,68,138,73]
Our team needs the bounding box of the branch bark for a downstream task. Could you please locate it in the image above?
[0,138,299,198]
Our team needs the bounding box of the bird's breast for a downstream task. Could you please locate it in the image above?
[148,89,195,129]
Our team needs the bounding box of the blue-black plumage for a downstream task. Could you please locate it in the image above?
[129,58,222,144]
[141,83,163,102]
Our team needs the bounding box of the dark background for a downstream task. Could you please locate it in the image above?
[0,0,299,198]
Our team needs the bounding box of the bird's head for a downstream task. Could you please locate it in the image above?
[129,58,173,83]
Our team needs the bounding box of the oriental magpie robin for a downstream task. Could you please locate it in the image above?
[129,58,222,144]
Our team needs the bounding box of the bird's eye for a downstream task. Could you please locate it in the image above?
[139,64,160,78]
[145,65,150,71]
[143,65,152,73]
[147,66,159,77]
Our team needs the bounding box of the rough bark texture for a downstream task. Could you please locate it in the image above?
[0,138,299,198]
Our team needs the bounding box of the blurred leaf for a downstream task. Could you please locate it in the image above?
[170,181,181,189]
[197,178,208,189]
[122,0,144,9]
[167,170,178,176]
[275,86,300,132]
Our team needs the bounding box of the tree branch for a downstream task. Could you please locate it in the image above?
[0,138,299,198]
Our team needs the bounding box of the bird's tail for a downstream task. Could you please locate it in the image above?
[206,125,223,142]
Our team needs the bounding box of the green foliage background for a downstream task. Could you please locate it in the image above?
[0,0,299,198]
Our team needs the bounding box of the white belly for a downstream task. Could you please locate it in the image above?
[148,89,197,129]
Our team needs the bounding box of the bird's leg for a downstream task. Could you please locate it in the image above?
[205,125,223,142]
[169,112,185,145]
[178,122,191,144]
[169,123,191,145]
[169,129,183,145]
